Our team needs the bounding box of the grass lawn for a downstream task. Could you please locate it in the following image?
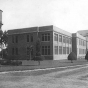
[0,58,88,72]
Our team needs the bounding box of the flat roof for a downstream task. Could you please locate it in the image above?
[53,26,72,37]
[8,25,72,36]
[8,27,38,35]
[72,33,86,40]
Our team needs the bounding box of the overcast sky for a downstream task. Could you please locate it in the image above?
[0,0,88,33]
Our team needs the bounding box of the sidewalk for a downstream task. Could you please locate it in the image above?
[0,58,87,72]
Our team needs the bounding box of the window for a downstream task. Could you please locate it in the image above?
[67,38,69,44]
[77,38,79,45]
[67,47,69,54]
[27,35,29,42]
[16,48,18,55]
[79,39,80,45]
[63,36,66,43]
[54,46,58,54]
[12,48,14,55]
[15,35,18,43]
[59,46,62,54]
[27,47,30,55]
[42,33,50,41]
[12,35,18,43]
[12,36,14,43]
[54,33,58,41]
[83,41,84,46]
[42,46,50,55]
[63,47,66,54]
[59,35,62,42]
[31,35,33,42]
[84,41,86,46]
[70,47,72,53]
[69,38,72,44]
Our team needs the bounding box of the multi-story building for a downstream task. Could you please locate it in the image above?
[8,25,72,60]
[72,33,87,58]
[78,30,88,50]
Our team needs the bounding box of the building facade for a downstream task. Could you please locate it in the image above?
[77,30,88,51]
[72,33,87,58]
[8,25,72,60]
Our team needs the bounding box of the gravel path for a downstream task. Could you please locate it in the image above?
[0,66,88,88]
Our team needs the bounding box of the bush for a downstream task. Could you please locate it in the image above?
[10,60,22,66]
[0,60,22,66]
[85,51,88,61]
[68,52,77,63]
[0,60,11,65]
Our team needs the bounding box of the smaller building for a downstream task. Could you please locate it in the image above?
[78,30,88,50]
[72,33,87,58]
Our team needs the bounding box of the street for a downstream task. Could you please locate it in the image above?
[0,65,88,88]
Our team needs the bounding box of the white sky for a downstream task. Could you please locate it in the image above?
[0,0,88,33]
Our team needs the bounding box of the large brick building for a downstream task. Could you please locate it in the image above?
[8,25,72,60]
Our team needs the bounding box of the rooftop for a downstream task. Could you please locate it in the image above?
[8,25,71,36]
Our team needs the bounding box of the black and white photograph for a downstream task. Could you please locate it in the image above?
[0,0,88,88]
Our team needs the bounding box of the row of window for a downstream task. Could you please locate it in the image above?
[12,47,34,55]
[42,33,50,41]
[54,46,72,55]
[12,33,72,44]
[12,33,50,43]
[78,48,86,54]
[54,33,72,44]
[12,36,18,43]
[12,46,50,56]
[12,48,18,55]
[27,34,33,42]
[12,46,72,56]
[77,38,86,46]
[12,34,34,43]
[42,46,50,55]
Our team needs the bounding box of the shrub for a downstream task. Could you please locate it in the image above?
[10,60,22,66]
[0,60,22,66]
[68,52,77,63]
[85,51,88,61]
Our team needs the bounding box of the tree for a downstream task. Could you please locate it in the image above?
[0,29,3,38]
[1,31,8,47]
[0,30,8,59]
[85,51,88,61]
[36,38,41,53]
[0,48,8,59]
[68,52,77,63]
[32,38,44,65]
